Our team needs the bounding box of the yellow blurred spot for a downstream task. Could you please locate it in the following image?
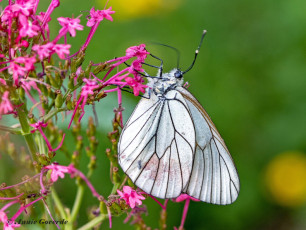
[98,0,183,20]
[265,151,306,207]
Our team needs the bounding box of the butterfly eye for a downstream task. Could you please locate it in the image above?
[174,70,183,79]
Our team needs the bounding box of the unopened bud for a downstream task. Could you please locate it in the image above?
[55,91,63,108]
[93,62,107,75]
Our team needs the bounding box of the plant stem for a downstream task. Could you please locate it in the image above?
[16,105,38,162]
[66,183,85,230]
[46,196,57,230]
[51,187,67,220]
[111,183,120,195]
[77,214,107,230]
[0,125,22,135]
[36,132,46,155]
[42,107,68,122]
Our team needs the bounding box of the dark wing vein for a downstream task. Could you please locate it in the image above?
[121,103,161,154]
[125,100,159,128]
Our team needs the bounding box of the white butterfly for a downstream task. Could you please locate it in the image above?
[118,32,240,205]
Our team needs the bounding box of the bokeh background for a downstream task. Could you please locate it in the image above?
[1,0,306,229]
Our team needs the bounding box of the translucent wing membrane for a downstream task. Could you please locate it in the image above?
[177,87,240,205]
[118,91,196,199]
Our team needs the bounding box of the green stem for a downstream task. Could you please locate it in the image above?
[16,106,38,162]
[46,196,57,230]
[36,132,46,155]
[77,215,107,230]
[0,125,22,135]
[51,187,67,220]
[63,82,83,101]
[66,184,85,230]
[42,107,68,122]
[111,183,120,195]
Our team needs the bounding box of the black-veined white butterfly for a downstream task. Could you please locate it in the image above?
[118,30,240,205]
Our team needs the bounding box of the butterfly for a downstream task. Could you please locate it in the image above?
[118,31,240,205]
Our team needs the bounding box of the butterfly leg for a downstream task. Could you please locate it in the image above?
[123,62,160,79]
[120,87,151,99]
[149,54,164,78]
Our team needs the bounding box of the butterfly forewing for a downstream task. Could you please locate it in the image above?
[118,90,196,199]
[177,87,240,205]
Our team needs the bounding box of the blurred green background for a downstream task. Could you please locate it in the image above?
[1,0,306,229]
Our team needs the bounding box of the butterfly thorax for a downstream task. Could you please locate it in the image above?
[151,69,184,97]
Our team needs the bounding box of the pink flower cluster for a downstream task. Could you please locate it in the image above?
[69,44,150,127]
[32,43,71,60]
[0,163,104,230]
[103,44,150,96]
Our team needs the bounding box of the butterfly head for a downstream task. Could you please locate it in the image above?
[151,68,184,97]
[173,69,183,79]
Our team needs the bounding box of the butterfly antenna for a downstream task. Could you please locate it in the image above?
[182,30,207,74]
[150,42,181,68]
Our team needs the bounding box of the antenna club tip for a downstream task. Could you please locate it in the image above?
[203,30,207,34]
[195,50,199,54]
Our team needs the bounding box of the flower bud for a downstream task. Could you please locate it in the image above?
[76,51,85,68]
[55,71,63,87]
[93,62,107,75]
[18,87,25,99]
[77,70,85,84]
[38,84,49,96]
[110,202,122,216]
[85,61,93,78]
[68,73,76,89]
[55,91,63,108]
[96,91,107,100]
[99,202,107,215]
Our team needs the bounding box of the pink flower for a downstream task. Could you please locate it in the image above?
[4,221,21,230]
[37,12,51,37]
[0,79,7,85]
[0,210,8,223]
[1,7,14,22]
[58,17,84,37]
[19,14,40,37]
[32,43,54,60]
[128,60,144,74]
[1,211,21,229]
[8,62,26,86]
[68,78,100,128]
[30,120,48,133]
[10,0,36,17]
[14,56,36,71]
[100,7,115,21]
[125,76,147,96]
[21,80,41,95]
[53,44,71,59]
[7,56,36,85]
[174,194,200,202]
[81,78,99,96]
[117,186,145,208]
[0,92,14,117]
[44,164,70,182]
[126,44,149,61]
[86,7,115,27]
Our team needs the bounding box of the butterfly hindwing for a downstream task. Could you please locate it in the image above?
[177,87,240,205]
[118,90,196,199]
